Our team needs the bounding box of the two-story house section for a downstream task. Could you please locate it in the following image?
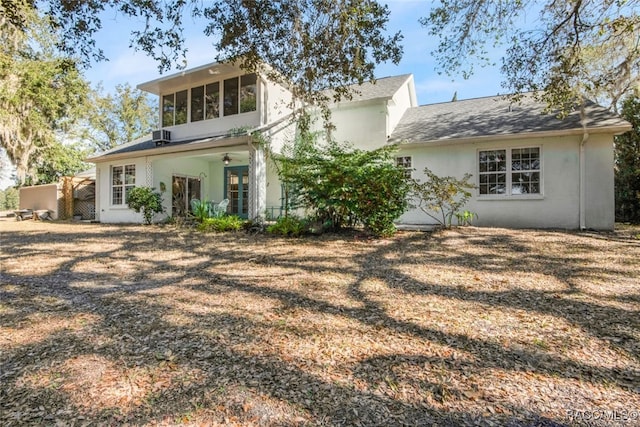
[87,62,416,224]
[88,60,630,229]
[88,62,292,223]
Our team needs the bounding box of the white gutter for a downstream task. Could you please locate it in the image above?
[579,103,589,230]
[389,124,631,148]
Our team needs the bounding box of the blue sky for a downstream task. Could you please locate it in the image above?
[85,0,506,105]
[2,1,507,190]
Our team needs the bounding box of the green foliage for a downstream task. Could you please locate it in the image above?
[410,168,475,229]
[4,1,402,130]
[422,1,640,114]
[205,0,403,128]
[190,199,213,222]
[0,3,89,185]
[277,136,409,237]
[454,210,478,226]
[266,216,309,237]
[28,142,90,185]
[0,187,19,210]
[615,94,640,223]
[79,83,158,153]
[198,215,245,232]
[127,187,164,225]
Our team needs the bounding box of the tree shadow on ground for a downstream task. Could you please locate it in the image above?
[1,223,638,426]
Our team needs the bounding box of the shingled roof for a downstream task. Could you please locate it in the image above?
[389,94,631,144]
[340,74,412,103]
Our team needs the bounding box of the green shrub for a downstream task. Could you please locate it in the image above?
[197,215,245,232]
[127,186,164,225]
[190,198,213,222]
[266,215,308,237]
[276,137,410,237]
[410,168,475,228]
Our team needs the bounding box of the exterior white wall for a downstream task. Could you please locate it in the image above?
[150,70,295,143]
[397,134,605,229]
[330,102,388,150]
[19,184,60,219]
[584,134,615,230]
[153,156,211,218]
[95,145,256,223]
[388,79,417,134]
[95,157,149,223]
[265,157,283,218]
[262,78,294,125]
[166,111,260,141]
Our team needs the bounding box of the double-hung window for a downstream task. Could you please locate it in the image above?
[111,165,136,205]
[396,156,413,179]
[479,147,541,196]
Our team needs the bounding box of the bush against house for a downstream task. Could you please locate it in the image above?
[277,138,410,237]
[410,168,476,228]
[127,187,164,225]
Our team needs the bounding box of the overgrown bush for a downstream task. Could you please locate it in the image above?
[276,137,410,237]
[127,186,164,225]
[197,215,245,232]
[410,168,476,228]
[266,215,308,237]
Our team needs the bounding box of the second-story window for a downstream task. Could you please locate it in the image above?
[191,86,204,122]
[224,77,239,116]
[205,82,220,119]
[162,74,256,126]
[162,90,188,126]
[240,74,257,113]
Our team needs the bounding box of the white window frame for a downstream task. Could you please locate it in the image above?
[111,164,136,206]
[396,156,413,179]
[477,146,542,198]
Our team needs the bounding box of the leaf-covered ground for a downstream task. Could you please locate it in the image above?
[1,220,639,426]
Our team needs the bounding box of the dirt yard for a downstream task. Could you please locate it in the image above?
[1,220,639,426]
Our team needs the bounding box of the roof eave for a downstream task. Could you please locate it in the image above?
[392,124,633,147]
[87,135,252,163]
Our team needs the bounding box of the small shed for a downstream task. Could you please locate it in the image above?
[18,168,96,220]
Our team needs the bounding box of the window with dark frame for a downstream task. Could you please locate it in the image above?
[161,74,257,126]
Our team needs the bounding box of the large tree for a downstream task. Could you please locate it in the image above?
[2,0,402,124]
[422,1,640,114]
[79,83,158,152]
[0,1,89,185]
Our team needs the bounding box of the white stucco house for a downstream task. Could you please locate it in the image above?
[87,61,631,230]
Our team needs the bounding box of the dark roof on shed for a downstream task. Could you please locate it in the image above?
[389,93,630,144]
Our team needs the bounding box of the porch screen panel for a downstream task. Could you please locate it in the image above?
[224,77,239,116]
[206,82,220,119]
[175,90,188,125]
[240,74,257,113]
[191,86,204,122]
[162,94,174,127]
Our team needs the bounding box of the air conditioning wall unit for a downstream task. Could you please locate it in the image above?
[152,129,171,146]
